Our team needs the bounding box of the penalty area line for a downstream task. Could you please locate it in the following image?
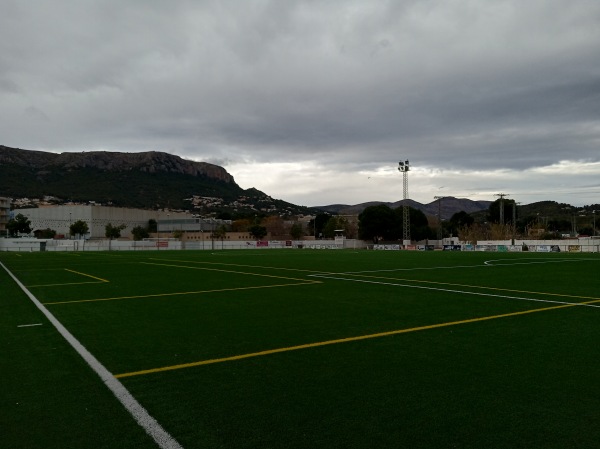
[65,268,109,283]
[0,261,183,449]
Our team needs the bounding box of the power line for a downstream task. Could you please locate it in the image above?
[494,193,509,224]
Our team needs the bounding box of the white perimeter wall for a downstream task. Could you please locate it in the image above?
[0,238,367,252]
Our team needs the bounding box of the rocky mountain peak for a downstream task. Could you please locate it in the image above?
[0,146,235,183]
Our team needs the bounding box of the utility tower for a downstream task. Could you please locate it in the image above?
[398,160,410,243]
[512,202,520,243]
[495,193,509,224]
[434,195,446,242]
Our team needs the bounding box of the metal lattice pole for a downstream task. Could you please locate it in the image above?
[434,196,444,242]
[398,160,410,243]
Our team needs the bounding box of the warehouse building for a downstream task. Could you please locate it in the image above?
[15,205,188,239]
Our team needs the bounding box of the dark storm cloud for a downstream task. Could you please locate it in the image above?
[1,0,600,205]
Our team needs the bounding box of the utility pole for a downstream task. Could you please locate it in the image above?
[434,196,445,243]
[495,193,509,224]
[512,202,520,243]
[398,160,410,244]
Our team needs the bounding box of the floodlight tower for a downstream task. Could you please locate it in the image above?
[398,160,411,243]
[434,196,445,242]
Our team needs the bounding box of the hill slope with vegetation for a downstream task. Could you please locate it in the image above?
[0,145,312,216]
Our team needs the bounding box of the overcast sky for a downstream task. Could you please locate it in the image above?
[2,1,600,207]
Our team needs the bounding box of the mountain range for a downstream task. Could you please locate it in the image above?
[0,145,311,216]
[3,145,592,222]
[317,197,492,220]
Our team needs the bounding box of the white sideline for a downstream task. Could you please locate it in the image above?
[1,261,184,449]
[309,273,600,308]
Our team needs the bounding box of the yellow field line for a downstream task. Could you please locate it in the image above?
[28,281,106,288]
[26,269,110,288]
[346,273,600,301]
[44,281,321,305]
[64,269,109,283]
[114,298,600,379]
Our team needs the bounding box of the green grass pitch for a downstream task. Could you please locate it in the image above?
[1,249,600,448]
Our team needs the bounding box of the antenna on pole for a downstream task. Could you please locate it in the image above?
[495,193,509,224]
[398,160,410,244]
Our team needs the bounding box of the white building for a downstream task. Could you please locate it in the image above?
[16,205,188,239]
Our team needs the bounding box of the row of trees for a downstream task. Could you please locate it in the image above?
[459,199,598,241]
[357,205,435,242]
[7,199,596,243]
[3,210,454,242]
[217,200,598,242]
[71,220,129,240]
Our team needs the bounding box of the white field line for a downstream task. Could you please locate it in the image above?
[17,323,43,328]
[347,257,597,275]
[484,258,597,266]
[309,274,600,309]
[0,261,183,449]
[346,264,485,274]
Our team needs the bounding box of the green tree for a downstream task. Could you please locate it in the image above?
[216,212,232,220]
[290,223,304,240]
[131,225,150,241]
[248,224,267,240]
[358,205,399,242]
[147,219,157,233]
[36,228,57,239]
[105,223,126,240]
[322,216,350,238]
[212,225,227,240]
[396,207,434,241]
[6,213,32,236]
[70,220,89,238]
[447,211,474,236]
[232,218,251,232]
[308,213,330,238]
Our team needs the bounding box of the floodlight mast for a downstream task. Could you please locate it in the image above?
[434,195,445,242]
[398,160,410,243]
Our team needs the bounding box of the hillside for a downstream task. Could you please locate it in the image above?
[3,145,595,222]
[0,145,312,216]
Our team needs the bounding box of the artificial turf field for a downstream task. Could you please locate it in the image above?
[1,249,600,449]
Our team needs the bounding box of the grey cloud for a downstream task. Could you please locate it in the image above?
[1,1,600,205]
